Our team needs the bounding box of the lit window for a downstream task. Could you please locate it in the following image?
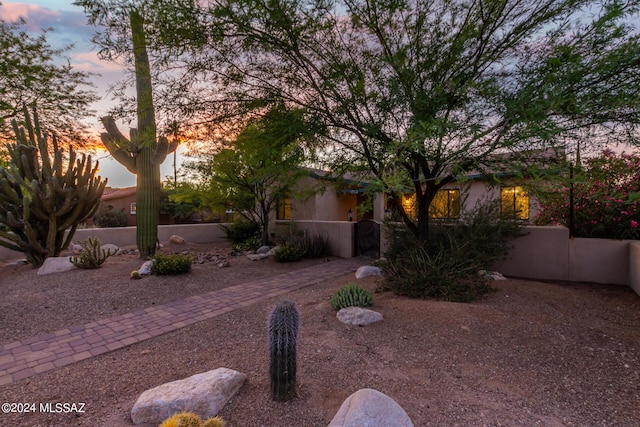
[276,196,291,220]
[130,202,137,215]
[501,186,529,220]
[401,193,416,219]
[430,189,460,219]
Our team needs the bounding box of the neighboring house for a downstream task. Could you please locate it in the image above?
[100,187,138,226]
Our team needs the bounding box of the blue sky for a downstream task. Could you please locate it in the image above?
[1,1,186,187]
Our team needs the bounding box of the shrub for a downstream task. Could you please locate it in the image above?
[379,201,520,302]
[70,237,115,269]
[297,231,329,258]
[330,283,373,310]
[220,221,261,245]
[533,150,640,240]
[93,208,128,228]
[273,244,306,262]
[151,253,193,275]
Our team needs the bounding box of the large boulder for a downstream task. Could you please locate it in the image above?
[247,253,270,261]
[328,388,414,427]
[131,367,246,425]
[337,307,383,326]
[37,257,76,275]
[255,245,271,254]
[101,243,121,256]
[355,265,382,279]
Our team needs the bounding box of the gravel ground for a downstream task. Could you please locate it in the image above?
[0,242,639,427]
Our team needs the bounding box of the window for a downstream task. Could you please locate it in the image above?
[401,193,417,219]
[501,186,529,220]
[276,196,291,220]
[430,189,461,219]
[130,202,137,215]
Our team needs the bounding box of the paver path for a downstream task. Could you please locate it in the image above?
[0,258,362,386]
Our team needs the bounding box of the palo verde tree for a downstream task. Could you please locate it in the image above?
[77,4,178,257]
[0,6,97,145]
[148,0,640,243]
[184,105,318,246]
[0,107,107,267]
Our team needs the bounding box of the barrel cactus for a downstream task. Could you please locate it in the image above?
[330,283,373,310]
[159,411,225,427]
[268,300,300,401]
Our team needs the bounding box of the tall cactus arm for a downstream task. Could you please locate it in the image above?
[152,136,179,165]
[100,116,138,174]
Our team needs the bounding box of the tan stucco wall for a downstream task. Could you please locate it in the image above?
[273,220,354,258]
[628,242,640,296]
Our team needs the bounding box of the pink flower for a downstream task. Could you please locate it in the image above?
[631,220,638,229]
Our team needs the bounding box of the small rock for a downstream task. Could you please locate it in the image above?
[355,265,382,279]
[130,367,246,425]
[37,257,76,275]
[247,253,270,261]
[169,235,186,244]
[69,243,83,253]
[478,270,506,280]
[337,307,383,326]
[255,245,271,254]
[101,243,120,256]
[328,388,414,427]
[218,261,230,268]
[138,260,155,275]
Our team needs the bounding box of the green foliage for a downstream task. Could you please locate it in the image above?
[0,11,97,145]
[70,237,115,269]
[0,107,107,267]
[221,221,261,246]
[151,253,193,275]
[379,201,521,302]
[295,231,330,259]
[268,300,300,402]
[532,150,640,239]
[93,208,128,228]
[330,283,373,310]
[160,185,201,223]
[273,244,306,263]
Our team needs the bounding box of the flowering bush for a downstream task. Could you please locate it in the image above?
[534,150,640,240]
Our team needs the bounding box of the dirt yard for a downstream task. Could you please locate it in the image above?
[0,241,639,426]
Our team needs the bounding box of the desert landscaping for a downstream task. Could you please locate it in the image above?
[0,241,638,426]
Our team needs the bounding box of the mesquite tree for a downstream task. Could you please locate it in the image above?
[0,107,107,267]
[98,10,178,258]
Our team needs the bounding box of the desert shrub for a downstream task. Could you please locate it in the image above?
[93,208,128,228]
[70,237,115,269]
[379,201,521,302]
[221,221,261,249]
[273,244,306,262]
[159,411,225,427]
[151,253,193,275]
[297,231,329,258]
[330,283,373,310]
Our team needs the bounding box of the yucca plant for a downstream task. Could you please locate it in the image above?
[268,300,300,401]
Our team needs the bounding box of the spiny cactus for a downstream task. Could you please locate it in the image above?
[330,283,373,310]
[69,237,115,269]
[0,106,107,267]
[268,300,300,401]
[99,10,178,259]
[159,411,225,427]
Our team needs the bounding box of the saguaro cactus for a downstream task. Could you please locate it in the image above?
[268,300,300,401]
[99,10,178,258]
[0,106,107,267]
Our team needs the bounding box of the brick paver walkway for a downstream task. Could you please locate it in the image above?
[0,258,362,386]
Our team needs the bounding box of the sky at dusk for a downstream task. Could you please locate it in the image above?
[0,1,187,188]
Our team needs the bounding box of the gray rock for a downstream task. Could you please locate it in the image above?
[138,260,155,276]
[256,245,271,254]
[355,265,382,279]
[69,243,83,253]
[479,270,507,280]
[328,388,414,427]
[169,235,185,244]
[268,245,281,256]
[218,261,230,268]
[100,244,120,256]
[37,257,76,275]
[131,367,246,425]
[247,253,270,261]
[337,307,383,326]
